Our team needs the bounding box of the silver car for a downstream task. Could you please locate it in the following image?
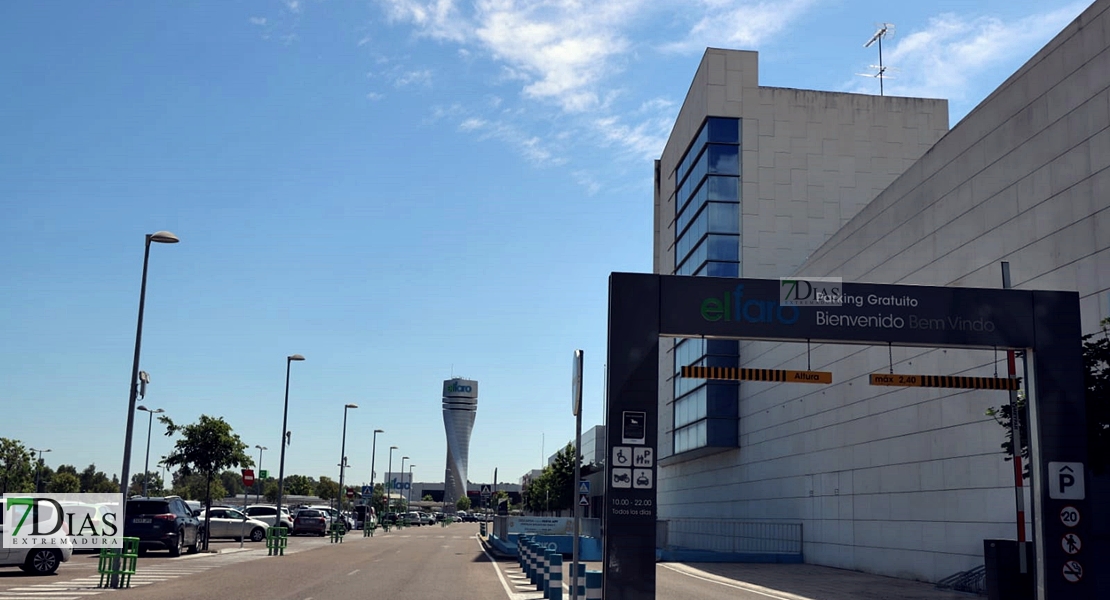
[197,508,270,542]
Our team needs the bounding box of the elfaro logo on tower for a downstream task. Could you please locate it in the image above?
[444,379,477,396]
[1,493,123,549]
[700,284,800,324]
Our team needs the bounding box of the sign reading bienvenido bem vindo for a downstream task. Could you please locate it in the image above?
[607,273,1090,600]
[660,276,1037,348]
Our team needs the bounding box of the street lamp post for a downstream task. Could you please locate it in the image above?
[117,231,179,504]
[387,446,397,512]
[159,455,168,490]
[338,404,358,514]
[407,465,416,509]
[29,448,51,493]
[136,406,165,497]
[112,230,177,589]
[254,445,267,504]
[400,456,409,512]
[369,429,383,503]
[274,353,305,549]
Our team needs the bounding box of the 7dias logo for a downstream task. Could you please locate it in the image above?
[780,277,844,307]
[1,493,123,549]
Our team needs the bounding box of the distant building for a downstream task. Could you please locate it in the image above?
[441,378,478,508]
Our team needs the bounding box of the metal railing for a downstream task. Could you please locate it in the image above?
[658,519,803,554]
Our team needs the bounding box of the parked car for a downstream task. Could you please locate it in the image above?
[0,502,73,574]
[184,500,203,516]
[419,513,434,526]
[292,509,328,536]
[123,496,201,556]
[302,505,340,529]
[196,508,270,542]
[244,505,293,530]
[404,511,422,526]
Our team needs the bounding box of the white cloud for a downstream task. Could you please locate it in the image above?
[846,3,1087,105]
[358,36,372,46]
[366,92,386,100]
[380,0,469,42]
[249,17,267,26]
[459,117,487,131]
[593,113,673,161]
[660,0,817,54]
[285,0,302,14]
[395,69,433,87]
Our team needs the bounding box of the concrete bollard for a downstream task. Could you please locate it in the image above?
[547,553,563,600]
[527,542,537,584]
[537,546,549,591]
[540,548,552,593]
[585,570,602,600]
[571,562,586,598]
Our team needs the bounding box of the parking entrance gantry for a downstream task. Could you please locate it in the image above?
[605,273,1092,600]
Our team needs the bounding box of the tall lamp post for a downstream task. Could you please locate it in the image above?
[117,231,179,506]
[407,464,416,510]
[369,429,384,503]
[400,456,409,512]
[274,353,305,544]
[338,403,358,513]
[136,406,164,497]
[29,448,51,493]
[386,446,397,512]
[254,445,267,504]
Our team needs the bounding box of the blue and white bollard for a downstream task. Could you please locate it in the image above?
[542,549,553,596]
[572,562,586,598]
[538,546,549,591]
[529,542,539,585]
[585,570,602,600]
[547,553,563,600]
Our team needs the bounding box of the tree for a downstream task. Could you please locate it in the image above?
[263,479,280,503]
[283,474,316,496]
[1084,319,1110,474]
[524,444,576,514]
[219,470,245,497]
[317,476,339,502]
[422,494,434,502]
[987,318,1110,475]
[48,472,81,493]
[79,464,118,493]
[160,414,252,550]
[456,496,471,511]
[0,438,33,493]
[129,472,164,497]
[371,483,388,515]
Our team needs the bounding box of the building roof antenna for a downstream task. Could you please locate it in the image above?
[860,23,895,96]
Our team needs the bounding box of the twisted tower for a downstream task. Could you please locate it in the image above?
[442,378,478,508]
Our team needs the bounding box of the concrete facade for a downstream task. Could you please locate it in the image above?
[654,0,1110,585]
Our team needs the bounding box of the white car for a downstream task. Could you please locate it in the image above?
[196,508,271,542]
[0,506,73,575]
[243,505,293,530]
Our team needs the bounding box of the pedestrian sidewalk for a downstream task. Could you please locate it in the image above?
[662,562,975,600]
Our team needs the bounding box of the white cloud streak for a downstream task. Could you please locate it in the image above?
[660,0,817,54]
[846,3,1087,105]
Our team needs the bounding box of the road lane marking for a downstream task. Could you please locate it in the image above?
[475,538,544,600]
[347,569,360,576]
[660,563,815,600]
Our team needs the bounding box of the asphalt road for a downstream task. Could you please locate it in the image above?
[0,524,969,600]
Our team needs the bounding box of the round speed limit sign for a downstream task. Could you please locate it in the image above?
[1059,506,1080,528]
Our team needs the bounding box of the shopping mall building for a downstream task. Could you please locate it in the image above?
[653,0,1109,584]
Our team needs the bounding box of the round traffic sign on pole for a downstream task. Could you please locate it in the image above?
[241,469,255,487]
[1059,505,1080,527]
[346,488,355,499]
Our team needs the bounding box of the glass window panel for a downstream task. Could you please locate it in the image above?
[697,422,707,446]
[707,145,739,175]
[708,202,740,233]
[703,261,739,277]
[707,234,740,261]
[707,117,740,144]
[706,176,739,201]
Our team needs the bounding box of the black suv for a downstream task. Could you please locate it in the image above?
[124,496,201,556]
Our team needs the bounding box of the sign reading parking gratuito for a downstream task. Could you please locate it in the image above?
[1,493,123,549]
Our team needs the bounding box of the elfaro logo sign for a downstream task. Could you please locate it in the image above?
[443,379,477,396]
[700,284,800,324]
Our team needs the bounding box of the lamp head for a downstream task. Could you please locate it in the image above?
[374,429,384,433]
[149,231,180,244]
[345,403,359,409]
[288,354,305,361]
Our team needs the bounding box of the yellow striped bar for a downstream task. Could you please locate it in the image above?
[869,373,1021,390]
[680,365,832,384]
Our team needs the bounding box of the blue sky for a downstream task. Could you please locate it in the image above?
[0,0,1089,491]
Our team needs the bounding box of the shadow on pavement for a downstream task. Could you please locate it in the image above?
[679,563,973,600]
